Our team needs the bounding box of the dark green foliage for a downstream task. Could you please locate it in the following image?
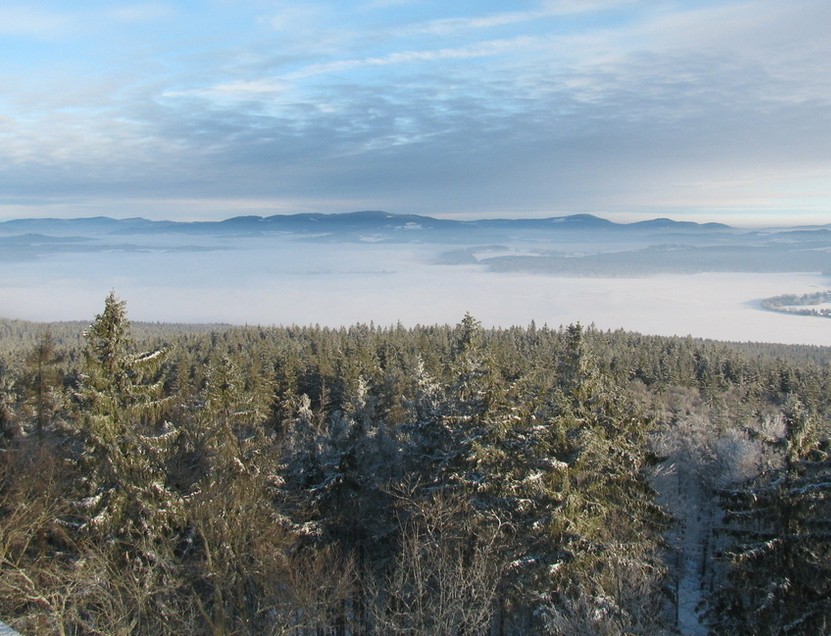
[74,292,179,544]
[712,397,831,635]
[0,297,829,634]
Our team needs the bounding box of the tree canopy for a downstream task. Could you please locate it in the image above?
[0,295,828,634]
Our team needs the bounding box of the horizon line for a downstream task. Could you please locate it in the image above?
[2,209,828,230]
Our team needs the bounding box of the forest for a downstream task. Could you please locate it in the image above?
[0,292,829,635]
[762,291,831,319]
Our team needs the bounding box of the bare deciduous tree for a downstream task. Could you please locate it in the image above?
[371,491,504,635]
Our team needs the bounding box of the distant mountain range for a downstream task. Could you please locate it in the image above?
[1,210,829,279]
[0,211,737,238]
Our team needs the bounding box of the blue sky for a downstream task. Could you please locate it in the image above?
[1,0,830,225]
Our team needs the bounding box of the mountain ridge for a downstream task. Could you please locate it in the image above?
[0,211,737,237]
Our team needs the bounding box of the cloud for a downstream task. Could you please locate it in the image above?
[0,6,75,38]
[393,0,642,36]
[257,2,347,55]
[284,36,539,81]
[106,3,175,23]
[0,3,174,39]
[397,10,556,37]
[164,80,288,106]
[2,1,830,225]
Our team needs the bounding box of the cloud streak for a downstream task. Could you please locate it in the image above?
[0,6,75,38]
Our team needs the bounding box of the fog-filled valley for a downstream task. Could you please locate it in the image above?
[1,211,830,345]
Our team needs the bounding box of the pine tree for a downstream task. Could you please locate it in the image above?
[712,397,831,634]
[201,353,272,468]
[20,330,64,442]
[542,325,672,634]
[74,292,178,543]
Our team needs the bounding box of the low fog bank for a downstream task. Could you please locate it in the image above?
[0,238,828,345]
[2,216,829,345]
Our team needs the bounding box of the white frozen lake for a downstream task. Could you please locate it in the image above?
[1,238,829,346]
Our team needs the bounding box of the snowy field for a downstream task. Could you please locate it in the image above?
[1,238,829,347]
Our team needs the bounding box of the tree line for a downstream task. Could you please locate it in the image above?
[761,291,831,319]
[0,292,829,634]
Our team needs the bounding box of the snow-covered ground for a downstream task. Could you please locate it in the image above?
[1,239,829,346]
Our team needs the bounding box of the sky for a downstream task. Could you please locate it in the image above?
[1,0,830,225]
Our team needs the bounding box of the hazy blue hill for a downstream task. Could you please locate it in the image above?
[0,233,99,262]
[0,216,111,235]
[628,217,731,231]
[0,211,739,239]
[761,228,831,241]
[0,233,91,244]
[262,210,457,232]
[465,214,617,232]
[0,216,171,236]
[481,242,831,276]
[3,211,830,277]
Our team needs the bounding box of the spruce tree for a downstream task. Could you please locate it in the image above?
[20,330,64,442]
[542,324,672,634]
[712,397,831,634]
[75,291,178,543]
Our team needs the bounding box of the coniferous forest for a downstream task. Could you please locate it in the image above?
[0,292,829,635]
